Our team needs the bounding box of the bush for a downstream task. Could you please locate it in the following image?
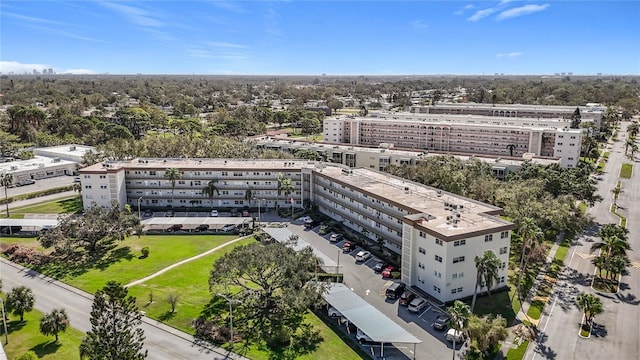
[391,271,401,279]
[17,351,38,360]
[140,246,150,258]
[3,245,50,266]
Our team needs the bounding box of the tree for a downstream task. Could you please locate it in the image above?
[516,218,544,301]
[209,241,326,349]
[570,107,582,129]
[627,121,639,139]
[471,250,502,312]
[80,281,147,360]
[1,173,13,217]
[164,168,181,206]
[40,309,70,343]
[591,235,631,267]
[277,173,295,206]
[167,293,179,313]
[625,138,635,155]
[467,314,508,356]
[201,179,220,209]
[575,292,603,326]
[446,300,471,360]
[6,286,35,321]
[506,144,517,157]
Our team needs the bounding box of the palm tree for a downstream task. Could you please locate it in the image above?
[506,144,516,157]
[471,250,502,312]
[201,179,220,209]
[244,186,254,207]
[576,292,603,326]
[591,254,607,279]
[630,143,638,159]
[590,235,631,270]
[446,300,471,360]
[6,285,35,321]
[611,184,623,206]
[1,173,13,217]
[164,168,181,206]
[40,308,70,343]
[608,255,630,280]
[627,121,639,138]
[277,173,295,205]
[516,218,543,302]
[624,139,634,155]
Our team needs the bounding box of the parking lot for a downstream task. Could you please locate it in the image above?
[288,219,460,360]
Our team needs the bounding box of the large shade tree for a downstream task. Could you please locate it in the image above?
[471,250,502,312]
[209,241,326,350]
[80,281,147,360]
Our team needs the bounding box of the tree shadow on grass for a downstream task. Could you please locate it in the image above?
[159,311,176,322]
[30,340,62,357]
[40,245,135,279]
[59,198,82,214]
[7,319,26,333]
[199,297,228,319]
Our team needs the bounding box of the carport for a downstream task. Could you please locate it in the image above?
[0,219,59,234]
[140,217,250,231]
[261,227,341,273]
[323,282,422,359]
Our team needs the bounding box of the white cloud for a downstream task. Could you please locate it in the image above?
[410,20,428,29]
[2,11,68,26]
[0,61,51,74]
[497,4,550,20]
[188,49,248,60]
[453,4,474,16]
[101,1,163,27]
[496,52,523,58]
[467,8,498,22]
[205,42,247,49]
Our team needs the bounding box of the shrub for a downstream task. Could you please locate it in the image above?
[17,351,38,360]
[391,271,401,279]
[140,246,150,258]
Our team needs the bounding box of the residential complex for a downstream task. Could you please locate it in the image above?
[323,112,583,168]
[0,144,94,184]
[255,137,560,180]
[79,158,514,303]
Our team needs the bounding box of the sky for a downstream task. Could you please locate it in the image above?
[1,1,639,75]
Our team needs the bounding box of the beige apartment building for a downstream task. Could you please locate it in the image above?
[324,113,583,168]
[79,158,514,303]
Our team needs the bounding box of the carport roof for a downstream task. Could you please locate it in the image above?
[0,219,59,228]
[261,227,338,268]
[323,283,422,344]
[141,217,250,225]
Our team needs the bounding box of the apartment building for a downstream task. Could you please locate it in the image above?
[324,113,583,168]
[79,158,514,303]
[255,138,560,179]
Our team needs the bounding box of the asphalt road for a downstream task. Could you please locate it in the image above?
[5,175,75,198]
[526,121,640,360]
[0,259,247,360]
[286,223,455,360]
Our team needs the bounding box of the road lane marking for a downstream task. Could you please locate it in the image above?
[576,252,596,259]
[631,262,640,269]
[419,305,431,319]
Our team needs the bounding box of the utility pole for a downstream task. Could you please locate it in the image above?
[217,293,242,348]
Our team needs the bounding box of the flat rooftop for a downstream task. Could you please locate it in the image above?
[81,158,318,172]
[34,144,95,157]
[0,156,75,173]
[320,166,512,238]
[412,103,605,112]
[358,113,576,128]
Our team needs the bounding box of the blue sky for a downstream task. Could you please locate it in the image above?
[1,1,638,75]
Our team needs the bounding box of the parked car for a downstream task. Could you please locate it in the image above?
[210,210,219,217]
[355,251,371,262]
[0,226,22,234]
[318,224,330,235]
[446,328,465,342]
[195,224,210,232]
[328,307,343,318]
[242,210,250,217]
[342,241,356,253]
[433,315,450,330]
[385,282,405,300]
[143,209,153,217]
[381,265,397,278]
[304,219,318,229]
[408,297,428,313]
[221,224,237,233]
[166,224,183,232]
[20,179,36,186]
[356,329,373,343]
[399,291,416,306]
[329,233,344,242]
[373,261,387,273]
[165,210,175,217]
[298,216,312,223]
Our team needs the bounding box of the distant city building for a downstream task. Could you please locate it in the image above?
[79,158,514,303]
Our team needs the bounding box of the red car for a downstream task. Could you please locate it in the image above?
[381,266,397,278]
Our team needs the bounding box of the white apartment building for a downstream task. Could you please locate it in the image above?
[79,158,514,303]
[324,113,583,168]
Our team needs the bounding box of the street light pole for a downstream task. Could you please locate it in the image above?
[0,299,8,344]
[137,196,143,219]
[217,293,242,348]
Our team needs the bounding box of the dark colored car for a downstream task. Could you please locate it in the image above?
[381,266,397,278]
[195,224,210,232]
[433,315,450,330]
[399,291,416,306]
[385,282,405,300]
[373,261,387,273]
[166,224,183,232]
[0,226,22,234]
[165,210,175,217]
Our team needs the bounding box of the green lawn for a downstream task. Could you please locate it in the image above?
[473,290,517,325]
[2,301,84,360]
[41,234,239,293]
[506,340,529,360]
[620,163,633,178]
[11,196,83,214]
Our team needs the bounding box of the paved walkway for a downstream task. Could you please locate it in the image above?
[125,235,251,288]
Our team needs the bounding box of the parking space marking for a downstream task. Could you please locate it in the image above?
[419,305,431,319]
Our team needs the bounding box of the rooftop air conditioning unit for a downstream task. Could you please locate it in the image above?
[10,166,17,170]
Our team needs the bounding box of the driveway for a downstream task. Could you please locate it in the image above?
[287,222,454,360]
[0,258,247,360]
[526,121,640,360]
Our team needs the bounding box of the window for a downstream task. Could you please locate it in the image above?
[434,255,443,263]
[453,256,465,263]
[500,231,509,239]
[484,234,493,242]
[99,175,106,179]
[433,286,441,293]
[500,276,505,283]
[454,239,466,247]
[419,231,426,238]
[100,185,107,189]
[418,262,425,269]
[84,185,92,189]
[435,238,443,246]
[149,171,156,176]
[457,287,463,292]
[451,288,458,294]
[500,247,508,254]
[418,247,426,254]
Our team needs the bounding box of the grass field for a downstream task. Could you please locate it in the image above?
[12,196,82,214]
[2,300,84,360]
[620,163,633,178]
[35,234,238,293]
[506,340,529,360]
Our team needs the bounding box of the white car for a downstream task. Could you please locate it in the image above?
[356,329,373,343]
[298,216,312,223]
[328,307,343,318]
[446,328,465,342]
[355,251,371,262]
[210,210,219,217]
[408,297,428,313]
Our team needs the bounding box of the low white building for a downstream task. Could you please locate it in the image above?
[79,158,514,303]
[33,144,95,163]
[0,156,77,183]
